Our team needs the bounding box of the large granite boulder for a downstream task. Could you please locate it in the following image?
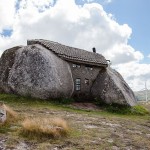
[91,67,137,106]
[0,44,74,99]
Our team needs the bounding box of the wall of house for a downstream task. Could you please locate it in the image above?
[68,61,103,101]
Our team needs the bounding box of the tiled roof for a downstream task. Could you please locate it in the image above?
[27,39,108,67]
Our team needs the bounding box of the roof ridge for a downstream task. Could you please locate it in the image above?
[27,39,108,67]
[31,39,101,55]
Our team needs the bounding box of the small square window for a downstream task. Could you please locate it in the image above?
[73,64,76,68]
[85,78,89,85]
[73,63,80,68]
[85,65,93,71]
[77,64,81,68]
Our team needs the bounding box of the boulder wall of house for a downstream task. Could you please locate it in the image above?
[0,46,22,93]
[91,67,137,106]
[0,44,74,99]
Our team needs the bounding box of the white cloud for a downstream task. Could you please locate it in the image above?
[114,62,150,91]
[83,0,112,4]
[104,0,112,4]
[83,0,95,3]
[0,0,149,91]
[0,0,16,32]
[105,44,143,65]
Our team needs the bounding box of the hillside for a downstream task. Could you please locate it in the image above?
[0,94,150,150]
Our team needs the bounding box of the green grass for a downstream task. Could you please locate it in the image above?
[96,102,150,116]
[1,93,150,149]
[0,93,149,117]
[131,105,149,115]
[94,97,150,116]
[0,123,11,133]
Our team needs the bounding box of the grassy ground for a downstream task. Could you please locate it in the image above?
[0,94,150,150]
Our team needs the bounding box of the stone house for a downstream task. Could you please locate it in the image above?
[27,39,108,100]
[0,39,137,106]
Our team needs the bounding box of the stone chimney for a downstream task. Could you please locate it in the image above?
[92,47,96,53]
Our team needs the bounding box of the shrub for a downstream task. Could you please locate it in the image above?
[21,117,69,139]
[95,100,150,116]
[105,104,149,115]
[103,103,130,114]
[131,105,150,115]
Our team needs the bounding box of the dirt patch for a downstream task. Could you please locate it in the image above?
[71,102,100,111]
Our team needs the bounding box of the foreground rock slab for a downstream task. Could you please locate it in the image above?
[91,67,137,106]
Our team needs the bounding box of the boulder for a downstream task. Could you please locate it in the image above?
[91,67,137,106]
[0,44,74,99]
[0,102,6,123]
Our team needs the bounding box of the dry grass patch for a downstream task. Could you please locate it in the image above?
[0,104,19,125]
[21,117,69,139]
[3,104,18,120]
[0,104,19,133]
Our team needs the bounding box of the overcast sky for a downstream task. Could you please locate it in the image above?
[0,0,150,91]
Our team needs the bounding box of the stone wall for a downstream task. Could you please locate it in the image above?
[68,62,103,100]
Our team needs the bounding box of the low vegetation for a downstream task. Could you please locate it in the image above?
[101,103,149,115]
[0,104,21,136]
[0,93,150,149]
[93,98,149,116]
[0,97,69,141]
[21,117,69,139]
[3,104,18,119]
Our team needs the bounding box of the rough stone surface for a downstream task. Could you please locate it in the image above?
[0,44,74,99]
[0,103,6,123]
[91,67,137,106]
[0,43,137,106]
[0,46,21,93]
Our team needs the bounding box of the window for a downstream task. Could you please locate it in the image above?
[72,63,80,68]
[73,64,76,68]
[75,78,81,91]
[85,65,93,70]
[76,64,81,68]
[85,78,89,85]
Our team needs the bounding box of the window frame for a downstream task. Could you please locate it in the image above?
[72,64,77,68]
[85,65,93,71]
[85,78,89,85]
[76,64,81,68]
[72,63,81,68]
[75,78,81,91]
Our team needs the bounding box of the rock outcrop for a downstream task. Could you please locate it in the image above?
[0,44,74,99]
[91,67,137,106]
[0,102,6,123]
[0,41,137,106]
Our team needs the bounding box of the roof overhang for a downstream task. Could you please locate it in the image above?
[62,57,108,68]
